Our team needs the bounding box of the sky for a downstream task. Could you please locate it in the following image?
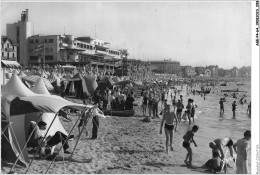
[1,1,252,69]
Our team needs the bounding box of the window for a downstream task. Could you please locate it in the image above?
[30,56,38,60]
[7,53,9,58]
[2,52,4,57]
[30,39,34,44]
[13,53,15,58]
[49,39,53,43]
[45,55,53,60]
[13,46,15,50]
[84,44,86,48]
[87,45,89,49]
[35,39,39,43]
[44,39,48,43]
[7,43,10,48]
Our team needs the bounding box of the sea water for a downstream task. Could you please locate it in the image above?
[170,81,251,173]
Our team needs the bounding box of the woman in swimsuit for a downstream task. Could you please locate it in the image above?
[160,104,178,153]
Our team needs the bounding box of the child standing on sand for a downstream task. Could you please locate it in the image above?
[182,125,199,167]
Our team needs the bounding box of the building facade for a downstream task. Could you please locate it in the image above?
[231,67,239,77]
[149,59,180,75]
[1,36,18,61]
[181,66,196,78]
[205,65,218,78]
[195,66,205,76]
[6,9,31,66]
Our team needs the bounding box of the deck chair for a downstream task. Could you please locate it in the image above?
[27,121,55,157]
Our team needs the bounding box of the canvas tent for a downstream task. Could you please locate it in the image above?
[30,77,51,95]
[1,73,89,169]
[22,75,54,91]
[96,76,114,91]
[65,73,90,98]
[84,74,98,95]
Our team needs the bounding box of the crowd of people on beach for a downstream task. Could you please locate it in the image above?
[138,79,251,174]
[9,67,251,174]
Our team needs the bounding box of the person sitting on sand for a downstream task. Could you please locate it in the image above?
[204,150,224,173]
[160,104,178,153]
[30,121,74,156]
[182,125,199,166]
[209,137,235,161]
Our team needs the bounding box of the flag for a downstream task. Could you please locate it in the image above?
[32,42,44,53]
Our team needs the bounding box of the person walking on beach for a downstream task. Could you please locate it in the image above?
[176,99,184,123]
[182,125,199,167]
[219,98,224,114]
[247,102,251,117]
[209,137,235,161]
[91,103,105,139]
[160,104,178,154]
[232,101,237,118]
[191,100,198,123]
[142,93,148,116]
[148,93,153,118]
[233,130,251,174]
[172,96,176,112]
[186,99,193,125]
[152,92,160,118]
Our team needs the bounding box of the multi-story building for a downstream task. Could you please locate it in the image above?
[218,68,226,77]
[231,67,239,77]
[205,65,218,78]
[1,36,18,61]
[181,66,196,78]
[149,59,180,75]
[195,66,205,76]
[6,9,32,66]
[239,66,251,77]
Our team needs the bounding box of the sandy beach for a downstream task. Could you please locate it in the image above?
[2,91,246,174]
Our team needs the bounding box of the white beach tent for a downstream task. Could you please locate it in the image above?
[30,77,51,95]
[1,73,90,169]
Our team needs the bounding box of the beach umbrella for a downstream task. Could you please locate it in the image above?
[30,77,51,95]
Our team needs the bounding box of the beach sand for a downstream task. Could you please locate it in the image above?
[1,96,239,174]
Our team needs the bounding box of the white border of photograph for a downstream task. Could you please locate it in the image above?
[251,1,260,174]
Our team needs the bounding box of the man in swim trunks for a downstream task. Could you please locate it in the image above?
[232,101,237,118]
[160,104,178,153]
[209,137,235,161]
[219,98,224,114]
[176,99,184,123]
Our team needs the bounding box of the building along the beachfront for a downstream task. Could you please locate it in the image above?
[205,65,218,78]
[6,9,32,66]
[5,9,125,72]
[195,66,206,76]
[1,36,18,61]
[231,67,239,77]
[239,66,251,77]
[180,66,196,78]
[149,59,181,75]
